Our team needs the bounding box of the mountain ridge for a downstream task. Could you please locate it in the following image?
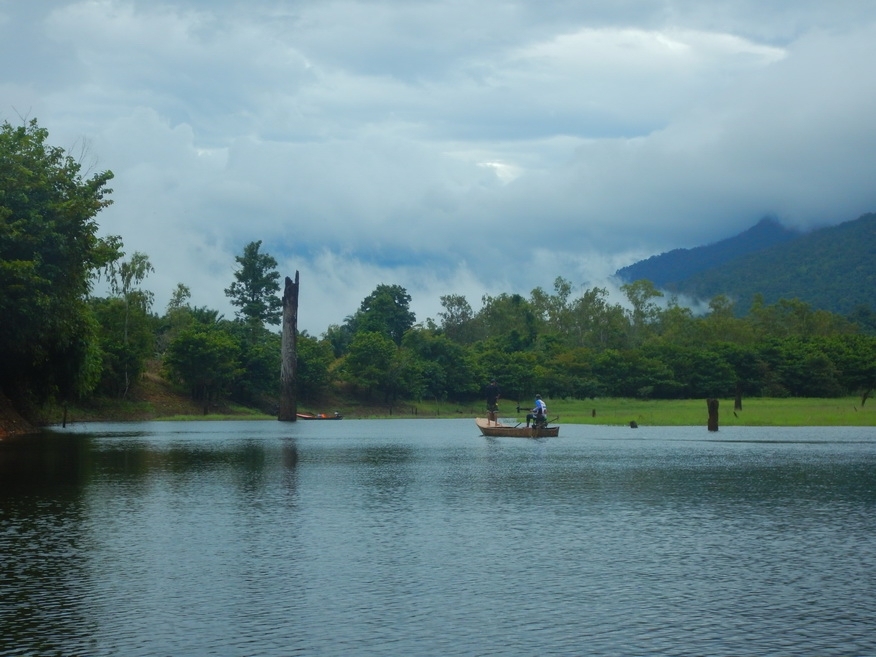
[614,212,876,316]
[615,216,801,288]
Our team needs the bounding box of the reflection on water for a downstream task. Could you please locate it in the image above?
[2,421,875,656]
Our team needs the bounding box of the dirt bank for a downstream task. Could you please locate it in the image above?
[0,391,36,439]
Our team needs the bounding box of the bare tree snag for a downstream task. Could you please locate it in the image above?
[278,272,299,421]
[707,398,719,432]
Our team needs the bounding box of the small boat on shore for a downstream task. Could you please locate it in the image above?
[475,417,558,438]
[297,412,343,420]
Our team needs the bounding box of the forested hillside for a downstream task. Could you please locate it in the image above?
[616,209,876,315]
[672,213,876,315]
[615,216,800,288]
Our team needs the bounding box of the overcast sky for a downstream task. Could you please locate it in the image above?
[3,1,875,334]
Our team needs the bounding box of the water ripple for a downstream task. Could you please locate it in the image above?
[2,422,875,656]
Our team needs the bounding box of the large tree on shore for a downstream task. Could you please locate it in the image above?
[91,252,155,398]
[355,284,416,345]
[164,323,241,409]
[0,119,120,405]
[224,240,282,328]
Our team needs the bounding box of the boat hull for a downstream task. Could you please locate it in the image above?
[475,417,558,438]
[296,413,343,420]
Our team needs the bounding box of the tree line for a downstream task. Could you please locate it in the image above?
[2,119,875,419]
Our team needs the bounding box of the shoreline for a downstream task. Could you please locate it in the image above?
[4,391,874,434]
[33,397,876,429]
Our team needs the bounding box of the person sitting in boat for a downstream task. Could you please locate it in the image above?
[526,395,547,428]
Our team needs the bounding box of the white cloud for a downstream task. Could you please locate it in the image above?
[2,1,876,333]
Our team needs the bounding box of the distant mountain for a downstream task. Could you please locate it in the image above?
[673,213,876,315]
[615,213,876,316]
[615,216,801,288]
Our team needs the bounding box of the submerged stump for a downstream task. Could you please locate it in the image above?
[278,272,300,422]
[707,398,719,432]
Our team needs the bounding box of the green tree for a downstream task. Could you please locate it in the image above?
[402,328,478,401]
[164,324,240,407]
[847,305,876,335]
[470,342,538,402]
[544,347,601,399]
[476,293,538,350]
[819,335,876,402]
[713,342,767,397]
[224,240,282,327]
[621,279,664,345]
[750,297,852,340]
[779,340,844,397]
[654,301,697,346]
[699,295,754,344]
[568,286,628,350]
[438,294,477,343]
[324,319,356,358]
[0,118,119,405]
[643,343,736,398]
[167,282,192,313]
[229,323,281,407]
[355,284,416,345]
[593,349,675,398]
[296,333,335,402]
[90,294,154,398]
[105,251,154,397]
[343,330,396,397]
[754,338,842,397]
[156,283,193,355]
[529,276,574,339]
[384,347,426,403]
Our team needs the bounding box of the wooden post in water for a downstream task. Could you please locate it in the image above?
[707,398,719,432]
[278,272,300,422]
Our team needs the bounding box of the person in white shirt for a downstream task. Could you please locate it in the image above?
[526,394,547,428]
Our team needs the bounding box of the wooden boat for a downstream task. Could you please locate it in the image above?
[475,417,558,438]
[296,412,343,420]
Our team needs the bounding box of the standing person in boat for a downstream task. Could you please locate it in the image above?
[485,379,501,424]
[526,394,547,428]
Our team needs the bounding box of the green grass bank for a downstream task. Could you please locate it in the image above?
[535,396,875,427]
[41,383,876,429]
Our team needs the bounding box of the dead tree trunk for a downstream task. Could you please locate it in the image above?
[278,272,300,421]
[734,382,743,411]
[707,398,719,432]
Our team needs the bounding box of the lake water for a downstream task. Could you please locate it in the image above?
[1,419,875,656]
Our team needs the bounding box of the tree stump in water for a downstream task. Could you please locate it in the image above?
[707,398,719,432]
[278,272,299,421]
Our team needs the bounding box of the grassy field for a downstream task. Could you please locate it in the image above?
[534,396,875,427]
[337,396,876,427]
